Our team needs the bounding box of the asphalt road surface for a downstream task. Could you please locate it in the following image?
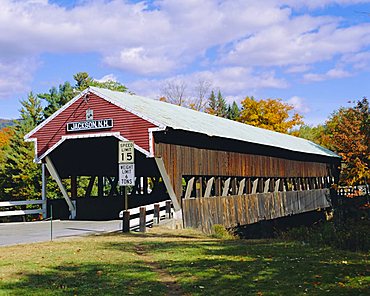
[0,220,122,247]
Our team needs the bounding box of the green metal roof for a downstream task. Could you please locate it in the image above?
[91,87,339,159]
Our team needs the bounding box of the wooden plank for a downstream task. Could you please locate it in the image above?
[184,177,195,199]
[222,178,231,196]
[0,209,43,217]
[0,200,44,207]
[251,178,259,194]
[264,178,270,193]
[238,178,246,195]
[204,177,214,198]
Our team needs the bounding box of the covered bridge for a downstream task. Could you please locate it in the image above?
[25,87,340,230]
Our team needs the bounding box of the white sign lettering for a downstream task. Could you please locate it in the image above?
[66,119,113,132]
[119,163,135,186]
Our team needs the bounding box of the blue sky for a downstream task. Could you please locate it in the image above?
[1,0,370,125]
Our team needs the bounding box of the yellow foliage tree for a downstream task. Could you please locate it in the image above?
[238,97,303,133]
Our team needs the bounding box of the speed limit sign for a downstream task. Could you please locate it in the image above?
[118,141,134,164]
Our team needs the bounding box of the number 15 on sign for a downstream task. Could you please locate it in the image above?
[118,141,134,163]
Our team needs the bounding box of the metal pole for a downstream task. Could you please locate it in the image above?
[124,186,128,211]
[50,204,53,242]
[41,163,47,219]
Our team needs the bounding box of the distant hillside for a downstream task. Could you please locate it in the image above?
[0,119,16,129]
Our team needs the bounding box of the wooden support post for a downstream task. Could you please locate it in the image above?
[154,158,181,211]
[122,210,130,233]
[139,207,146,232]
[204,177,214,197]
[231,178,237,195]
[215,177,221,196]
[107,177,119,196]
[222,178,231,196]
[238,178,246,195]
[165,201,172,219]
[246,178,252,194]
[184,177,195,199]
[154,203,160,224]
[143,177,148,194]
[71,175,77,198]
[45,156,76,219]
[85,175,96,198]
[274,179,281,192]
[264,178,270,193]
[258,178,264,193]
[98,176,104,197]
[251,178,259,194]
[199,177,203,197]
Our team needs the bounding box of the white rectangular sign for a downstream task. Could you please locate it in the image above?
[119,163,135,186]
[118,141,134,163]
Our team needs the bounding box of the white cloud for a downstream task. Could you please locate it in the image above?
[287,96,311,113]
[95,74,118,83]
[129,66,288,100]
[0,58,37,98]
[304,67,352,81]
[1,0,370,101]
[104,47,176,75]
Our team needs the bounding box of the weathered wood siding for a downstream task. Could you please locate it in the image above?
[182,189,331,233]
[155,143,332,198]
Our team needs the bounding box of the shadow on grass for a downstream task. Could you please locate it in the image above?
[106,238,370,296]
[0,261,167,296]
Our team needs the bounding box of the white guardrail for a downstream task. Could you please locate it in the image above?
[119,200,173,230]
[0,200,45,217]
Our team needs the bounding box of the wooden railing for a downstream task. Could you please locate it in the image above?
[182,189,331,233]
[0,200,46,220]
[119,200,173,231]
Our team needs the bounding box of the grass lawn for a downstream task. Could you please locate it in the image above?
[0,228,369,295]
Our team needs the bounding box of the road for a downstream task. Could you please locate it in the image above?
[0,220,122,247]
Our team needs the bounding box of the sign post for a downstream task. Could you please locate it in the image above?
[118,141,135,232]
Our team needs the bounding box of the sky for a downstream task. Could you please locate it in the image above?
[1,0,370,125]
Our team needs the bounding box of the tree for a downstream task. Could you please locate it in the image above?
[205,90,217,115]
[238,96,303,133]
[189,79,212,111]
[292,124,327,146]
[324,98,369,185]
[160,80,188,106]
[227,101,240,121]
[74,72,128,93]
[216,91,227,118]
[39,82,75,119]
[40,72,128,119]
[0,93,43,199]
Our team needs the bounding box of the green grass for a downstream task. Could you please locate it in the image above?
[0,228,369,295]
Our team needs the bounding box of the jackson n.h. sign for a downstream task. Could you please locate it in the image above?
[66,119,113,132]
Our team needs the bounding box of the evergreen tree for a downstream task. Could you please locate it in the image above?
[216,91,227,118]
[206,90,217,115]
[39,82,75,119]
[227,101,240,120]
[1,93,43,199]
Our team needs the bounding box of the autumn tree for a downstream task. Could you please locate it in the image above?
[238,96,303,133]
[324,98,369,185]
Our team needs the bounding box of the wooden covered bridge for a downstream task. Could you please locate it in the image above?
[25,87,340,231]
